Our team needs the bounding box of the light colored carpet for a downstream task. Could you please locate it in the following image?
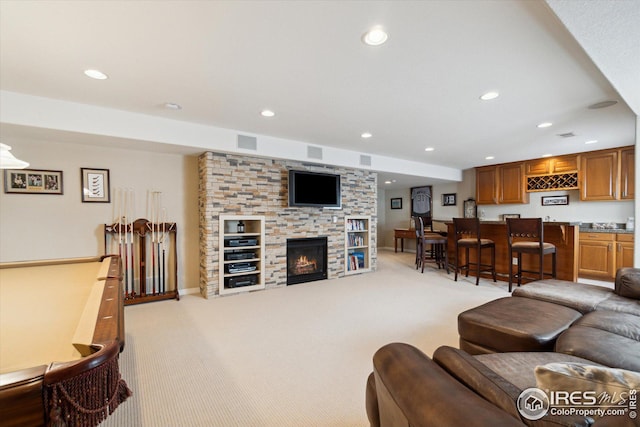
[101,249,509,427]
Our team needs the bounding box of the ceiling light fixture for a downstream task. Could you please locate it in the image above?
[164,102,182,110]
[588,100,618,109]
[424,147,434,152]
[361,132,372,139]
[537,122,553,128]
[480,91,499,101]
[542,153,553,158]
[261,109,275,117]
[485,156,495,160]
[384,180,392,184]
[84,69,108,80]
[362,26,388,46]
[0,143,29,169]
[585,140,598,144]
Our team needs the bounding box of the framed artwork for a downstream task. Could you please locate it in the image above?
[390,197,403,209]
[442,193,456,206]
[410,186,432,218]
[502,214,521,220]
[463,198,477,218]
[541,195,569,206]
[81,168,110,203]
[4,169,63,195]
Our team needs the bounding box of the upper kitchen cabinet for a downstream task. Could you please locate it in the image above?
[525,154,578,175]
[620,147,635,200]
[580,147,634,201]
[476,163,528,205]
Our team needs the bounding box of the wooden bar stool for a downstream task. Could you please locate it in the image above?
[415,216,449,273]
[452,217,496,286]
[506,217,557,292]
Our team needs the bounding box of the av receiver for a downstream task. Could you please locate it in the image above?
[225,238,258,247]
[224,251,256,261]
[225,275,257,288]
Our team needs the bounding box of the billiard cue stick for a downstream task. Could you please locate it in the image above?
[128,188,135,297]
[156,193,162,294]
[161,208,166,294]
[151,191,157,295]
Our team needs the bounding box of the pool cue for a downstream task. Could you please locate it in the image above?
[151,191,156,295]
[123,190,130,298]
[128,189,135,297]
[161,208,166,294]
[156,194,162,294]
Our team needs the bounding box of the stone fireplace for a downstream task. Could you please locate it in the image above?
[198,151,378,298]
[287,237,328,285]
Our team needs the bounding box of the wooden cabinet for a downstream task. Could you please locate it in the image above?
[579,233,615,279]
[579,232,634,280]
[345,216,371,275]
[476,163,527,205]
[616,233,634,270]
[219,215,265,295]
[620,147,635,200]
[580,147,635,201]
[525,155,578,175]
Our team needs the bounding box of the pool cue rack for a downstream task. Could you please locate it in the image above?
[104,218,179,305]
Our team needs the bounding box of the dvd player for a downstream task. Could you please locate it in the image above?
[225,252,256,261]
[225,262,257,274]
[226,275,257,288]
[225,238,258,247]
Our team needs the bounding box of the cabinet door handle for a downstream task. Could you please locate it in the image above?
[608,243,613,251]
[618,243,622,252]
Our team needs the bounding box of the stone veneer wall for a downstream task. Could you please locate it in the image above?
[198,152,377,298]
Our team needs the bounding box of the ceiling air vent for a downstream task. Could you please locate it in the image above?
[557,132,575,138]
[360,155,372,166]
[237,134,257,150]
[307,146,323,160]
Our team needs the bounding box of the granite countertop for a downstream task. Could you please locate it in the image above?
[436,219,634,233]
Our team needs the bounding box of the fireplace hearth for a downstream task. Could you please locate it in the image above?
[287,237,328,285]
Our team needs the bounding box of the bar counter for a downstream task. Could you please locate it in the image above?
[445,221,580,282]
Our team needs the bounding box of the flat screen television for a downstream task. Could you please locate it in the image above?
[288,170,341,208]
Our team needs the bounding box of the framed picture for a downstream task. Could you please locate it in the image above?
[410,186,432,218]
[81,168,110,203]
[390,197,403,209]
[4,169,63,195]
[442,193,456,206]
[463,198,476,218]
[541,195,569,206]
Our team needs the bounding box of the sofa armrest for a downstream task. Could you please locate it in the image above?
[372,343,524,427]
[615,268,640,300]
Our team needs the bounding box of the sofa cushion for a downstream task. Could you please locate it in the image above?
[615,268,640,300]
[458,297,582,353]
[512,280,612,314]
[535,362,640,408]
[556,326,640,372]
[596,293,640,316]
[573,311,640,342]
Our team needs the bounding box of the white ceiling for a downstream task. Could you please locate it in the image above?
[0,0,637,189]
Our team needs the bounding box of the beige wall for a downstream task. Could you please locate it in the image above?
[0,138,200,291]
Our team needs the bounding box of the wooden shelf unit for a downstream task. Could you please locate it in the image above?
[104,218,179,305]
[219,215,265,295]
[345,216,371,275]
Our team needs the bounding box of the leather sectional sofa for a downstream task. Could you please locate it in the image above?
[366,268,640,427]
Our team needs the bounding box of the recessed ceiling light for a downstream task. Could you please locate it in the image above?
[537,122,553,128]
[361,132,372,139]
[480,91,499,101]
[84,69,108,80]
[585,140,598,144]
[261,109,275,117]
[424,147,435,152]
[485,156,495,160]
[384,180,392,184]
[164,102,182,110]
[588,100,618,109]
[362,26,388,46]
[542,153,553,158]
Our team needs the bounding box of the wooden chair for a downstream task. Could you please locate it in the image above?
[413,216,434,266]
[415,216,449,274]
[452,217,496,286]
[506,217,557,292]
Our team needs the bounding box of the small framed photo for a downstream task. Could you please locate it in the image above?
[4,169,63,195]
[390,197,403,210]
[502,214,521,220]
[541,195,569,206]
[81,168,110,203]
[442,193,456,206]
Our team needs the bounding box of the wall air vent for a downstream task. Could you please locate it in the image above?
[557,132,575,138]
[307,146,323,160]
[360,155,372,166]
[237,134,258,150]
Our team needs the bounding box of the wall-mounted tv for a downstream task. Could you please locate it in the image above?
[288,170,341,208]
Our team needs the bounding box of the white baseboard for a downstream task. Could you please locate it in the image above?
[179,287,201,296]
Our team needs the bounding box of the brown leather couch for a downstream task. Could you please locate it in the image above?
[366,268,640,427]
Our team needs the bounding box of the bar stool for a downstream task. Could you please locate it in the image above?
[413,216,434,267]
[452,217,496,286]
[415,216,449,273]
[506,218,557,292]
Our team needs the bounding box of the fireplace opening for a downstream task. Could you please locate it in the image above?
[287,237,328,285]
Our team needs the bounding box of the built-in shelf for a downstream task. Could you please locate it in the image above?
[219,215,265,295]
[345,216,371,275]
